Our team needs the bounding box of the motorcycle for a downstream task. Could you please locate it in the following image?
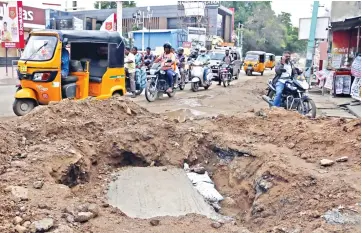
[190,60,213,92]
[262,68,317,118]
[145,61,177,102]
[218,62,233,87]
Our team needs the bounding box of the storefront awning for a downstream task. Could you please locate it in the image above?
[331,17,361,31]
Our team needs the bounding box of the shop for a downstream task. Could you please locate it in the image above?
[0,1,45,65]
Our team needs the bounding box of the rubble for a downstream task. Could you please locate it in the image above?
[0,98,359,233]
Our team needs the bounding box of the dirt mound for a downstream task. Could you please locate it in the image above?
[0,98,360,233]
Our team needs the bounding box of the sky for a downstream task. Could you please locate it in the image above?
[23,0,332,27]
[135,0,332,26]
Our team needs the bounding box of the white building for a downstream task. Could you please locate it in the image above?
[64,0,96,11]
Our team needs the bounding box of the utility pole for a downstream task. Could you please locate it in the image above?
[147,6,153,48]
[116,1,122,36]
[305,1,319,84]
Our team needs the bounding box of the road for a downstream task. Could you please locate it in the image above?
[0,70,272,118]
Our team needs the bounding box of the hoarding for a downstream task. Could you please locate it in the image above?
[188,27,206,48]
[0,1,24,48]
[298,17,329,40]
[100,13,116,31]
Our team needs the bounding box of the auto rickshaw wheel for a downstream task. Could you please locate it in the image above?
[235,69,240,79]
[261,71,264,76]
[13,98,36,116]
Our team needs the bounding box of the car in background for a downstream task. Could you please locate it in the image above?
[208,49,242,79]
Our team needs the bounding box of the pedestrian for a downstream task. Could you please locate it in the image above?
[125,47,137,98]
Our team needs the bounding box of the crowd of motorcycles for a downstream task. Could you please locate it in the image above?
[130,56,235,102]
[128,54,317,118]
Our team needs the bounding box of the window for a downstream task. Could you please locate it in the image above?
[20,36,58,61]
[72,1,77,10]
[167,18,178,29]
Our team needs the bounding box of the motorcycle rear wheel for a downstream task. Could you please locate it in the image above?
[222,76,227,87]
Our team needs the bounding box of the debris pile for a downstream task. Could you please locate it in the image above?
[0,97,360,233]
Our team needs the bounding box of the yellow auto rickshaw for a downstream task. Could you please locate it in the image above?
[14,30,126,116]
[243,51,266,76]
[265,53,276,70]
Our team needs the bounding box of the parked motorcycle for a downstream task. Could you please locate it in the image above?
[190,60,213,92]
[218,62,233,87]
[262,68,317,118]
[145,61,177,102]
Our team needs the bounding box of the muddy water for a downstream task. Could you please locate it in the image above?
[106,167,220,220]
[163,108,218,123]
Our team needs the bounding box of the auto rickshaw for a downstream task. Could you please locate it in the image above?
[243,51,266,76]
[14,30,126,116]
[265,53,275,70]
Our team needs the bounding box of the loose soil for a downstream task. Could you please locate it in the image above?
[0,93,360,232]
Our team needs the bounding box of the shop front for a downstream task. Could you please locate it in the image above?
[0,1,45,65]
[319,16,361,99]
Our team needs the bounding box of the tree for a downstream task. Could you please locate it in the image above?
[278,12,307,54]
[94,1,136,9]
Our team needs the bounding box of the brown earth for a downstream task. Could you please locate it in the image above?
[0,80,360,233]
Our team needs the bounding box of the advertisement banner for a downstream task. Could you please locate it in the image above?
[0,1,24,48]
[188,27,206,48]
[331,29,359,68]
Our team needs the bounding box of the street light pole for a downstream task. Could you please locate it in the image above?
[305,1,319,85]
[142,11,145,51]
[116,1,122,35]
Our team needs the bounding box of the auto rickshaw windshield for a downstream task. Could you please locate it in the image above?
[20,35,58,61]
[245,54,259,61]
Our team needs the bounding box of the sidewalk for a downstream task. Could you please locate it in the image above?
[0,66,19,86]
[309,89,360,119]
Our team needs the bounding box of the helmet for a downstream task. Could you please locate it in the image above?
[200,47,206,52]
[177,47,184,53]
[163,43,172,49]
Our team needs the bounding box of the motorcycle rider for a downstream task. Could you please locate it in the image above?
[154,43,176,93]
[124,47,137,98]
[218,49,232,85]
[143,47,154,68]
[273,51,296,107]
[196,47,211,83]
[176,47,186,83]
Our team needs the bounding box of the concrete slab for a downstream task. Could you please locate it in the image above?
[346,104,361,118]
[319,109,357,119]
[107,167,220,220]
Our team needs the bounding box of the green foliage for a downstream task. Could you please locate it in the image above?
[222,2,306,55]
[94,1,136,9]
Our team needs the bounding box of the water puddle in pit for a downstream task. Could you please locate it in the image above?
[106,167,222,220]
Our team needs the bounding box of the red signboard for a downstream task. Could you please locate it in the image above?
[0,1,46,26]
[182,41,192,48]
[1,1,25,48]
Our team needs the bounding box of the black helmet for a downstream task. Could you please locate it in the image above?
[177,47,184,53]
[163,43,172,49]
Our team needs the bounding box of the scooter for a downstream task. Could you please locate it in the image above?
[190,60,213,92]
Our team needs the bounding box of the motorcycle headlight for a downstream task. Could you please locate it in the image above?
[150,70,155,75]
[160,70,166,75]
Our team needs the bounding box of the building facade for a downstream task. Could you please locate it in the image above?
[49,4,234,44]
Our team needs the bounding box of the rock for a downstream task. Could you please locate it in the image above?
[312,228,328,233]
[191,166,206,174]
[223,197,237,207]
[32,181,44,189]
[102,203,109,208]
[320,159,334,167]
[38,203,50,209]
[336,156,348,162]
[31,218,54,232]
[150,219,160,226]
[76,204,88,212]
[13,216,23,225]
[87,204,99,217]
[19,206,26,212]
[53,225,74,233]
[23,221,31,228]
[211,221,222,229]
[66,215,75,223]
[162,167,168,171]
[74,212,94,223]
[11,161,27,168]
[14,224,27,233]
[6,186,29,201]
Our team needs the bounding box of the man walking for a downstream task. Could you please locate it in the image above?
[125,47,136,98]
